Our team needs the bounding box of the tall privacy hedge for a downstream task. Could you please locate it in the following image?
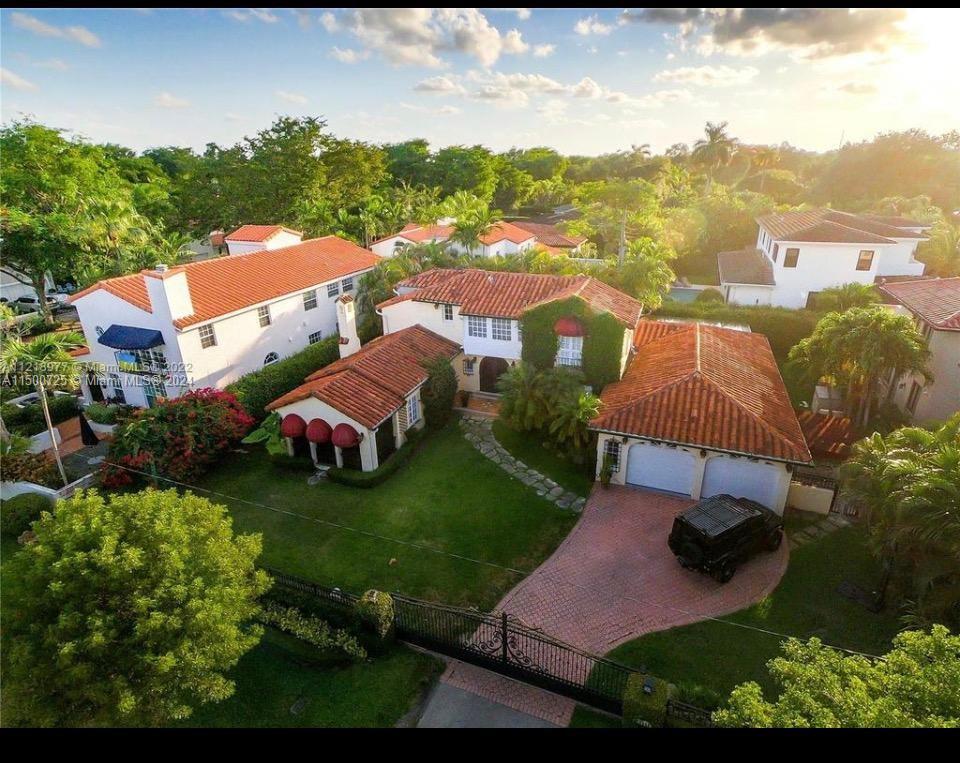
[520,297,625,391]
[226,335,340,420]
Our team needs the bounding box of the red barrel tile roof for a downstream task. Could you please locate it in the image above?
[266,325,460,428]
[511,221,587,248]
[797,411,856,460]
[69,236,380,329]
[225,224,302,242]
[757,209,925,244]
[879,276,960,331]
[592,320,811,463]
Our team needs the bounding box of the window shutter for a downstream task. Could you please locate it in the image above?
[397,405,409,432]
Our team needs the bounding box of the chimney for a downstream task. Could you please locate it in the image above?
[336,294,360,358]
[143,265,194,322]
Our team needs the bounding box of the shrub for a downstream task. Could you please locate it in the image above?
[419,357,458,429]
[100,388,254,488]
[2,394,78,436]
[226,336,340,420]
[327,427,425,488]
[356,590,395,640]
[695,288,724,303]
[84,402,118,425]
[1,492,53,536]
[622,673,676,728]
[259,601,367,663]
[1,451,62,488]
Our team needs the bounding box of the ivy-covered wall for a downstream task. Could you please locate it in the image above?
[519,297,625,391]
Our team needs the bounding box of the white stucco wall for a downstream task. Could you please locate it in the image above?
[381,298,463,344]
[226,230,302,256]
[892,328,960,424]
[724,284,774,306]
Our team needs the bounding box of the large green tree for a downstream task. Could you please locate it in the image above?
[715,626,960,728]
[3,489,269,727]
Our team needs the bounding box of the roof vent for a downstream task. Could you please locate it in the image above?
[154,263,168,273]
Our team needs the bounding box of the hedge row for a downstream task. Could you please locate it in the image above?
[259,601,367,663]
[0,492,54,536]
[225,335,341,421]
[326,427,426,488]
[1,395,79,437]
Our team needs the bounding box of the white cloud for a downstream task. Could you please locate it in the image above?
[502,29,529,55]
[153,91,189,109]
[291,10,313,30]
[500,9,532,21]
[399,101,462,116]
[329,47,370,64]
[632,89,694,109]
[1,68,37,92]
[225,112,243,122]
[574,15,614,36]
[33,58,70,71]
[275,90,308,105]
[319,11,339,32]
[571,77,604,98]
[653,65,759,87]
[223,8,279,24]
[414,75,467,95]
[11,12,101,48]
[533,43,556,58]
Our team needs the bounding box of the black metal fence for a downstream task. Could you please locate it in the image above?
[665,698,714,727]
[266,568,637,715]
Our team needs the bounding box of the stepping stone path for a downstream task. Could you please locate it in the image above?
[788,511,852,551]
[459,415,587,513]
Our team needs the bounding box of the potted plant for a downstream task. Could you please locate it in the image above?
[599,453,615,489]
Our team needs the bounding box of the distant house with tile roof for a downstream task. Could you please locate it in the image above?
[879,276,960,423]
[720,209,930,309]
[68,230,379,408]
[370,220,574,259]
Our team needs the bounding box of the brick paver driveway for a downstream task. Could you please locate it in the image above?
[496,484,789,654]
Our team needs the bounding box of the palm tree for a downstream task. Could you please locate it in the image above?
[450,207,497,255]
[787,306,932,429]
[692,121,738,181]
[750,146,780,193]
[917,220,960,277]
[90,197,149,276]
[0,331,85,486]
[814,283,880,313]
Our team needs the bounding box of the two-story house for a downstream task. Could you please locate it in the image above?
[370,221,540,259]
[719,209,929,309]
[68,228,379,408]
[879,277,960,424]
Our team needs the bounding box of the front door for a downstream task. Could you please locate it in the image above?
[86,372,104,403]
[479,356,509,393]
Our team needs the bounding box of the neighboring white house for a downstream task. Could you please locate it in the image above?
[266,300,460,472]
[590,321,812,513]
[225,224,304,256]
[370,221,540,259]
[879,277,960,424]
[377,268,643,393]
[1,267,56,304]
[719,210,930,309]
[68,229,380,408]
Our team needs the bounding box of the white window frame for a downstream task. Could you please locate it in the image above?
[308,330,323,345]
[443,304,454,321]
[491,318,512,342]
[263,352,280,367]
[783,247,800,268]
[603,439,621,471]
[467,316,487,338]
[556,335,583,368]
[302,290,318,311]
[257,304,271,327]
[327,282,340,298]
[407,395,421,425]
[199,324,217,349]
[856,249,875,272]
[341,277,354,293]
[463,358,475,376]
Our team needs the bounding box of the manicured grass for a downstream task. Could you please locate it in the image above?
[184,629,442,728]
[491,419,594,498]
[568,705,621,728]
[195,422,578,610]
[604,526,901,704]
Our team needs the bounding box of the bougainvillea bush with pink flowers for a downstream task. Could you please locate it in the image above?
[101,388,254,488]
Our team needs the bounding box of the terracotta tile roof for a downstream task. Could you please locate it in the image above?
[863,214,931,229]
[480,221,537,245]
[511,221,586,248]
[225,224,302,242]
[879,276,960,330]
[797,411,856,460]
[379,268,643,327]
[371,224,456,246]
[69,236,380,329]
[266,325,460,427]
[69,346,91,357]
[757,209,924,244]
[717,248,776,286]
[592,321,811,463]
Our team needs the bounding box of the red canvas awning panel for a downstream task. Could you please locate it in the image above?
[553,316,585,337]
[332,423,360,448]
[280,413,307,438]
[306,418,332,444]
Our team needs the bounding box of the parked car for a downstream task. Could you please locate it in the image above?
[667,494,784,583]
[12,295,62,314]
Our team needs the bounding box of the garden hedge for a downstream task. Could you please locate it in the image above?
[1,492,54,536]
[1,452,63,489]
[1,394,79,436]
[226,335,340,420]
[520,297,625,391]
[259,601,367,663]
[622,673,676,728]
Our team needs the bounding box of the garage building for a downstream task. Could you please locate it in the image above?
[590,321,811,514]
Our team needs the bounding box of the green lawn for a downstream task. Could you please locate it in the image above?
[196,422,578,610]
[491,419,594,498]
[603,525,901,705]
[184,629,442,728]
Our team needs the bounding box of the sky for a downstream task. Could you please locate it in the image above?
[2,8,959,156]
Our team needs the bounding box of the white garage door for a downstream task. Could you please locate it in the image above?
[701,456,782,509]
[626,443,696,495]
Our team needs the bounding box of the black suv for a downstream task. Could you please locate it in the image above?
[668,494,784,583]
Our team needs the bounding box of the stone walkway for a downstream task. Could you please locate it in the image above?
[459,415,587,512]
[788,511,851,551]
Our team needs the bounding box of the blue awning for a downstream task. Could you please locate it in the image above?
[97,325,165,350]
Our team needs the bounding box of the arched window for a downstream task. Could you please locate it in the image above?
[263,352,280,366]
